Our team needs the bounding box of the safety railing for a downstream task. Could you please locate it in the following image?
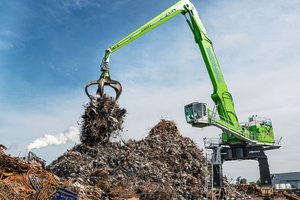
[208,109,252,139]
[207,109,281,147]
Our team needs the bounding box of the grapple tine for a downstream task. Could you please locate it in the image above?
[96,78,106,99]
[85,80,99,104]
[107,80,122,101]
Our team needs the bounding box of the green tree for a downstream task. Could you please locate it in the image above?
[256,179,261,185]
[240,178,247,184]
[250,181,256,185]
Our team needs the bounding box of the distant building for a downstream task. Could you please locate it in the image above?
[271,172,300,189]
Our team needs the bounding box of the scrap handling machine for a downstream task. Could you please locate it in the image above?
[85,1,282,199]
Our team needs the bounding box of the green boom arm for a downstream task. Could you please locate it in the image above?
[102,0,187,64]
[102,0,239,134]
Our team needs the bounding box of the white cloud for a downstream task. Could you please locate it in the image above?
[113,0,131,10]
[216,33,252,48]
[0,40,13,50]
[0,30,18,51]
[0,30,17,37]
[61,0,100,10]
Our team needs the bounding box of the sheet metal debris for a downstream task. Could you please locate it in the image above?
[48,118,208,199]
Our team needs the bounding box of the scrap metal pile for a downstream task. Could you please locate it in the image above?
[0,149,70,199]
[233,184,284,199]
[47,118,208,199]
[233,184,262,197]
[0,97,237,199]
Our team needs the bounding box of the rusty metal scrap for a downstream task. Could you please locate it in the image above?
[0,153,30,173]
[233,184,261,196]
[0,152,60,200]
[273,191,285,198]
[0,144,7,153]
[232,184,285,198]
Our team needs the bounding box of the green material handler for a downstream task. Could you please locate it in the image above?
[85,1,282,199]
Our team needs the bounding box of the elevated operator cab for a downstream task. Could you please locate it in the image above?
[184,102,209,128]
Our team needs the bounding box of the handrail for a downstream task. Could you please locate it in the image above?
[208,109,248,136]
[207,109,281,147]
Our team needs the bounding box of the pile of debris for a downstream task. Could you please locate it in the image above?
[0,149,69,199]
[233,184,285,198]
[273,191,285,198]
[47,119,208,199]
[0,96,237,199]
[233,184,261,197]
[80,94,127,145]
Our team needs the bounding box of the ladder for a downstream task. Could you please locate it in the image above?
[206,150,214,200]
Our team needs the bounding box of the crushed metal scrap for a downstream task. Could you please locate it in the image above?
[80,94,127,145]
[233,184,261,197]
[48,118,209,199]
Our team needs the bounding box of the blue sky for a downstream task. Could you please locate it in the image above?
[1,0,300,182]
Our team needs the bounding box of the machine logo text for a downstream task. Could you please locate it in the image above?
[206,47,222,84]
